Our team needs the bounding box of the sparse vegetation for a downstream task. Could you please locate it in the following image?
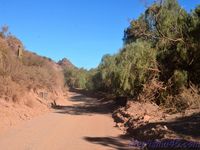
[0,26,64,103]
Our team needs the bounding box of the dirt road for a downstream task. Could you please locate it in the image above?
[0,92,130,150]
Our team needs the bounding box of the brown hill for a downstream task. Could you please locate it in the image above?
[57,58,76,69]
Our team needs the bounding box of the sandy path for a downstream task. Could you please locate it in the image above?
[0,92,130,150]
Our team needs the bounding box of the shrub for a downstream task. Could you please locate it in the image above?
[0,31,64,103]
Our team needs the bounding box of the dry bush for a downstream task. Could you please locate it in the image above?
[0,76,25,103]
[164,85,200,112]
[6,36,23,53]
[136,76,200,112]
[22,51,46,67]
[21,51,64,91]
[0,34,65,104]
[137,77,166,103]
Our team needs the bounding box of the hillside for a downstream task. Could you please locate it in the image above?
[0,29,70,131]
[57,58,76,69]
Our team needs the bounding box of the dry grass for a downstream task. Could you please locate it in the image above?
[136,76,200,112]
[0,35,65,104]
[164,86,200,112]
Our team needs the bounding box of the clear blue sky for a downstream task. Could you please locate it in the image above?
[0,0,199,69]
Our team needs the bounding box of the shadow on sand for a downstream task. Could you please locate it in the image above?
[84,135,132,150]
[52,91,132,149]
[52,91,117,116]
[129,112,200,141]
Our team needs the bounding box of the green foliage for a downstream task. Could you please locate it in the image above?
[124,0,199,88]
[172,70,188,93]
[85,69,97,90]
[61,0,200,111]
[63,67,88,89]
[90,41,157,97]
[85,0,200,110]
[114,41,157,96]
[95,54,117,92]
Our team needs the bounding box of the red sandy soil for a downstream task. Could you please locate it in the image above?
[0,92,131,150]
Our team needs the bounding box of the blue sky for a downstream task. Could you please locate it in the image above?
[0,0,199,69]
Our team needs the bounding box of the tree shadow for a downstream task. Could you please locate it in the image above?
[128,112,200,141]
[69,88,106,99]
[52,93,117,116]
[84,135,132,150]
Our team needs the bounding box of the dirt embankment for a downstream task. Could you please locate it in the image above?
[113,101,200,143]
[0,88,67,133]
